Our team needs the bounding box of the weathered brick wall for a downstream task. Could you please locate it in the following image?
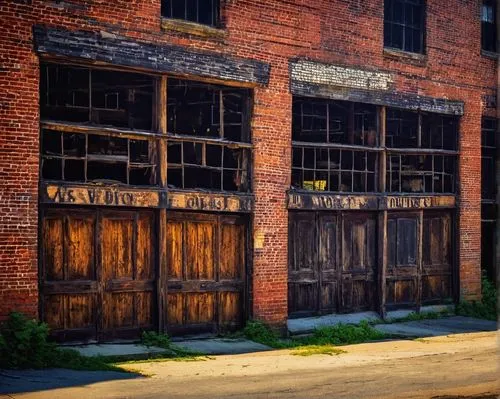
[0,0,495,322]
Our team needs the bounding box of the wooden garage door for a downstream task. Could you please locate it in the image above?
[288,212,377,317]
[165,212,246,335]
[386,211,453,309]
[41,208,155,342]
[386,213,419,309]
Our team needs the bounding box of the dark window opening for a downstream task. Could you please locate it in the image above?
[292,97,379,193]
[166,79,251,192]
[161,0,220,27]
[387,110,458,151]
[387,154,455,193]
[40,64,154,131]
[481,118,497,282]
[167,139,250,192]
[293,98,378,147]
[482,0,497,52]
[384,0,425,53]
[41,129,157,186]
[167,79,250,142]
[292,147,378,193]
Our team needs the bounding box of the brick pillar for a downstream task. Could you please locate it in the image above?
[458,96,482,300]
[251,82,291,328]
[0,14,40,320]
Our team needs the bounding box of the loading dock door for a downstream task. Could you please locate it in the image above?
[288,212,377,317]
[165,212,246,335]
[41,209,155,342]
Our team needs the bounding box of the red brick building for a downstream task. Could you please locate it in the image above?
[0,0,497,341]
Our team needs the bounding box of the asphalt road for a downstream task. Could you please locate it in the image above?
[1,331,499,399]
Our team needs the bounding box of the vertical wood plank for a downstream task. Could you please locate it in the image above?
[416,210,423,312]
[158,76,168,333]
[378,211,387,318]
[378,106,386,193]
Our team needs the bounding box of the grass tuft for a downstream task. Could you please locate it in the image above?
[290,345,346,357]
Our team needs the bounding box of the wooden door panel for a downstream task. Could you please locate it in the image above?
[101,216,133,281]
[220,224,244,280]
[386,213,419,308]
[100,211,155,340]
[67,217,94,280]
[43,216,64,281]
[166,221,183,280]
[186,221,216,281]
[166,213,246,335]
[41,211,98,342]
[288,282,318,314]
[340,214,377,312]
[422,212,453,304]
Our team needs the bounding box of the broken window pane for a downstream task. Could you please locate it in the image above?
[161,0,219,26]
[166,138,250,192]
[40,129,157,186]
[40,64,154,131]
[293,98,377,146]
[387,154,456,194]
[386,109,419,148]
[167,79,250,142]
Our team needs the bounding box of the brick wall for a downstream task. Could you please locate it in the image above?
[0,0,496,322]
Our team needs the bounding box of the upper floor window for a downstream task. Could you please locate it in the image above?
[291,98,379,193]
[166,79,251,192]
[161,0,220,27]
[384,0,425,54]
[481,118,497,201]
[482,0,497,52]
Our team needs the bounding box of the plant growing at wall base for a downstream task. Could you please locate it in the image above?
[456,277,497,321]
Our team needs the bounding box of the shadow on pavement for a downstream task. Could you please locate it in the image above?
[0,368,142,394]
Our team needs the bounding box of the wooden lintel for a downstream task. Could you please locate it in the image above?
[287,192,379,211]
[167,191,253,213]
[41,183,161,208]
[287,192,456,211]
[382,196,456,210]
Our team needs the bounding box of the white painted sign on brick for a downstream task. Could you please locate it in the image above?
[291,60,393,91]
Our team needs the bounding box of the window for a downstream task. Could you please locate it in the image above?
[166,79,251,192]
[386,109,458,194]
[384,0,425,53]
[41,129,156,185]
[482,0,497,52]
[40,64,252,192]
[291,98,380,193]
[481,118,497,281]
[161,0,220,27]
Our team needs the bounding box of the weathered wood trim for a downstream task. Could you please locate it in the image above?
[287,192,456,211]
[381,196,456,210]
[167,190,253,213]
[287,192,379,210]
[161,17,227,39]
[41,120,163,140]
[290,81,464,116]
[378,211,388,318]
[291,140,384,152]
[41,183,161,208]
[34,25,270,86]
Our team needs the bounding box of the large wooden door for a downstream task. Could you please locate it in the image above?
[165,212,246,335]
[421,212,453,304]
[340,213,377,312]
[41,209,97,342]
[100,211,156,341]
[386,211,454,310]
[41,208,155,342]
[386,213,419,309]
[288,212,377,317]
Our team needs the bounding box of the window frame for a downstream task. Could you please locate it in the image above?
[384,0,426,54]
[161,0,220,28]
[481,0,497,53]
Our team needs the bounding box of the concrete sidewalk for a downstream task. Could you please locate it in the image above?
[2,331,498,398]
